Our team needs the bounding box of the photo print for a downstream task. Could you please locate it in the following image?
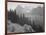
[7,1,45,33]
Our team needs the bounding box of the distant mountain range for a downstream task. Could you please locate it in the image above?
[16,5,43,17]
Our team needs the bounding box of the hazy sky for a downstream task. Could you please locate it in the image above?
[7,2,43,11]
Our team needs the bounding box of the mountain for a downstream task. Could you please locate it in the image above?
[31,6,43,16]
[16,5,32,17]
[16,5,24,15]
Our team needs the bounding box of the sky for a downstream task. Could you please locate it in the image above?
[7,2,43,11]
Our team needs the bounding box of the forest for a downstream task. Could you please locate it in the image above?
[7,9,44,32]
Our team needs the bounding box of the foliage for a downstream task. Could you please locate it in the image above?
[8,9,44,32]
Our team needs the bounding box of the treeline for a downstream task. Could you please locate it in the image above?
[8,9,44,32]
[8,9,31,26]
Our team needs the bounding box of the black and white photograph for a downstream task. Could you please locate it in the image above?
[7,2,45,33]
